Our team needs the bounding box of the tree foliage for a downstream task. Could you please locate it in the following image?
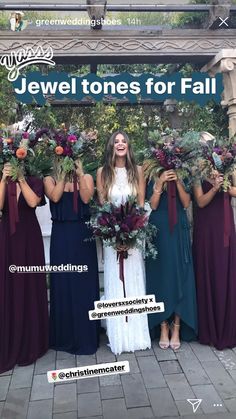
[0,68,17,125]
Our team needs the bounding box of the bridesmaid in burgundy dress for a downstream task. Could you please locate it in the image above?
[193,172,236,350]
[0,163,48,373]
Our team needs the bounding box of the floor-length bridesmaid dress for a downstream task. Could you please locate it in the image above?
[193,181,236,350]
[49,192,100,354]
[0,177,48,373]
[146,180,198,342]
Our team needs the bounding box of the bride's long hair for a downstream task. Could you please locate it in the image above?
[101,131,139,200]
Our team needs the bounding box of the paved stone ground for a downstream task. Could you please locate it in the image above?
[1,332,236,419]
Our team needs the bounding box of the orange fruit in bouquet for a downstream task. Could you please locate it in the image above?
[16,148,27,159]
[55,146,64,155]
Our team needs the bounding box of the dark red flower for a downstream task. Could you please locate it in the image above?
[22,132,30,139]
[63,145,73,157]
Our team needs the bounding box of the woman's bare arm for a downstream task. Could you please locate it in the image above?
[44,176,65,203]
[176,180,191,209]
[228,186,236,198]
[193,183,219,208]
[96,167,106,205]
[18,178,42,208]
[137,165,145,207]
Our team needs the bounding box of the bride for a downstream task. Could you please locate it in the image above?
[96,131,151,355]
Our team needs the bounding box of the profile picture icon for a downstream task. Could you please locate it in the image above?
[9,11,27,32]
[51,372,58,381]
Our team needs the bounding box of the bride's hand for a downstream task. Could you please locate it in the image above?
[116,244,130,252]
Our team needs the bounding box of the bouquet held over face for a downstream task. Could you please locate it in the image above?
[143,130,200,191]
[0,129,52,180]
[193,138,236,191]
[143,130,200,232]
[0,128,53,235]
[35,126,97,181]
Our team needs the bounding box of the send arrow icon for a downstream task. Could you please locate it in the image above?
[187,399,202,413]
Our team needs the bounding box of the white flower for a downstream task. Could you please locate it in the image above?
[19,138,29,149]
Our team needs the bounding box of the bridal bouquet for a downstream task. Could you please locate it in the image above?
[89,198,157,259]
[88,198,157,303]
[193,137,236,191]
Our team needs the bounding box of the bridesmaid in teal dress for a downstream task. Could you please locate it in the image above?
[145,170,198,350]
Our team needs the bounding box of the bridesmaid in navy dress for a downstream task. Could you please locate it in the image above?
[0,163,48,373]
[193,173,236,350]
[44,159,100,354]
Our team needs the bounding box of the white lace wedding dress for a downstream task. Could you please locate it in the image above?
[103,167,151,355]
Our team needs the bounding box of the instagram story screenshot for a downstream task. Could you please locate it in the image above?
[0,1,236,418]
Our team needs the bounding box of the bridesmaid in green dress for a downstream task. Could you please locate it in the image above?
[145,170,198,350]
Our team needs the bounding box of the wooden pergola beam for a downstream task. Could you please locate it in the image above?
[90,64,98,74]
[44,98,164,107]
[1,3,236,12]
[1,28,236,65]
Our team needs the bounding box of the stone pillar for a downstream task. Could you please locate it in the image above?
[220,57,236,139]
[202,49,236,138]
[202,50,236,228]
[232,172,236,229]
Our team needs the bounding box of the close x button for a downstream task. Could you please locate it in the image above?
[218,16,229,28]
